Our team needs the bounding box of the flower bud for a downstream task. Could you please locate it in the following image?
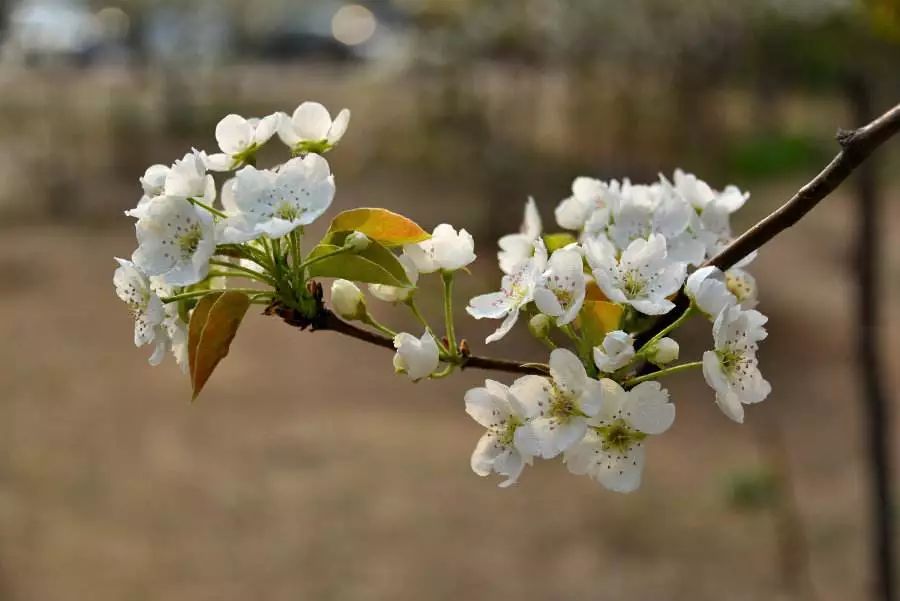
[528,314,552,339]
[330,279,365,320]
[346,231,370,252]
[648,337,679,366]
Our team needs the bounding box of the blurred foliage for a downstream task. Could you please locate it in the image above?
[724,133,832,181]
[725,467,781,511]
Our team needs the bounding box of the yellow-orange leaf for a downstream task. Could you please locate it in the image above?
[188,291,251,401]
[326,208,429,246]
[577,300,623,347]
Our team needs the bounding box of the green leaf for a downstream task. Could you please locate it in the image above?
[307,232,412,287]
[576,300,623,347]
[188,291,251,401]
[543,232,577,253]
[326,208,430,246]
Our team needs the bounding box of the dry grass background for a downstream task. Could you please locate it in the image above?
[0,66,898,601]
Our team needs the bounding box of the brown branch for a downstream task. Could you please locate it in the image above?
[274,303,546,376]
[638,100,900,349]
[278,102,900,377]
[707,101,900,272]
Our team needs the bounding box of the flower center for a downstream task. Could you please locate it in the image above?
[622,271,645,297]
[276,203,301,221]
[553,287,573,306]
[178,225,203,257]
[717,348,744,375]
[596,419,646,454]
[549,383,579,420]
[497,416,521,446]
[726,272,752,301]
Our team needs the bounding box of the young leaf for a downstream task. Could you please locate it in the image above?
[543,232,577,253]
[189,291,251,401]
[326,208,429,246]
[187,291,223,372]
[307,233,412,287]
[576,300,623,347]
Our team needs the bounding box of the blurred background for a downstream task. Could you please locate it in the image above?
[1,0,899,599]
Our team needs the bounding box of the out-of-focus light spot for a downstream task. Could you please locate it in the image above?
[96,6,130,39]
[331,5,377,46]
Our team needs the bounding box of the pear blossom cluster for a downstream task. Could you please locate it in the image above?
[114,102,350,369]
[462,171,770,491]
[113,101,771,495]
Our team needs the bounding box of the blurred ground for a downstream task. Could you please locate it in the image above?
[0,172,898,600]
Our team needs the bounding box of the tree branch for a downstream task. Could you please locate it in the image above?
[638,100,900,349]
[708,101,900,272]
[274,303,547,376]
[277,101,900,377]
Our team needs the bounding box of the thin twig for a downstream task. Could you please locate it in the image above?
[638,101,900,349]
[278,102,900,378]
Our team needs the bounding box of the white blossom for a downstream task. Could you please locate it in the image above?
[685,265,737,319]
[277,101,350,153]
[393,331,441,381]
[331,279,365,320]
[131,195,216,286]
[465,379,533,487]
[647,337,679,366]
[586,233,687,315]
[702,306,771,423]
[554,176,622,233]
[205,113,280,171]
[468,240,547,343]
[498,197,542,274]
[369,255,419,303]
[726,267,758,309]
[403,224,476,273]
[113,258,168,365]
[218,154,335,243]
[164,150,216,204]
[512,349,604,459]
[126,164,171,219]
[565,379,674,493]
[533,246,586,326]
[672,169,748,257]
[592,330,635,373]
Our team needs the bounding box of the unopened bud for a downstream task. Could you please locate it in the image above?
[346,231,370,251]
[330,279,365,320]
[528,314,552,339]
[648,337,679,366]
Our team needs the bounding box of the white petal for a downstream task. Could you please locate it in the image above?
[549,348,587,395]
[623,382,675,435]
[596,445,645,493]
[509,375,553,419]
[327,108,351,144]
[466,291,510,320]
[464,382,512,428]
[291,101,332,140]
[215,114,253,154]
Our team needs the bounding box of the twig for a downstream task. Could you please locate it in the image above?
[274,304,546,376]
[277,102,900,378]
[638,100,900,349]
[708,101,900,272]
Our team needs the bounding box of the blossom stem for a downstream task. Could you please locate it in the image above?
[208,260,276,285]
[622,361,703,388]
[296,244,354,273]
[441,271,458,357]
[637,305,696,356]
[288,230,304,294]
[161,288,266,304]
[405,298,448,353]
[361,313,396,338]
[189,197,227,219]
